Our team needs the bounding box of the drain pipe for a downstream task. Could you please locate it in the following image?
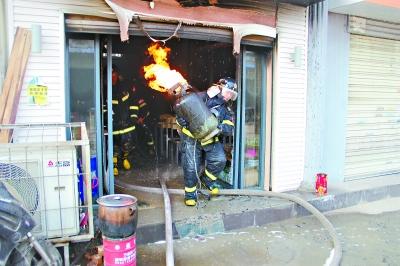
[116,182,342,266]
[159,178,174,266]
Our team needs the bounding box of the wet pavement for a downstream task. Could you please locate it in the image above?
[137,198,400,266]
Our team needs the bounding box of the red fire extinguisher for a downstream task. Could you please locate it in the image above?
[315,173,328,196]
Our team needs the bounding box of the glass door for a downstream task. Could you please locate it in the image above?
[238,47,269,188]
[66,34,102,198]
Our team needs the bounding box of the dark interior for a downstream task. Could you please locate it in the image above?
[101,35,236,182]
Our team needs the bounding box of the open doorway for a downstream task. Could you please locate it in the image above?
[67,30,272,195]
[100,35,237,190]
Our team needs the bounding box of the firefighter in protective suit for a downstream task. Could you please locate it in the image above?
[106,66,139,176]
[130,83,156,158]
[176,78,238,206]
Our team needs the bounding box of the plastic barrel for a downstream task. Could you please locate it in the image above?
[77,157,99,203]
[90,156,99,200]
[103,234,136,266]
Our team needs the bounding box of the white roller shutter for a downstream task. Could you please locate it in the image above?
[349,16,400,41]
[345,34,400,180]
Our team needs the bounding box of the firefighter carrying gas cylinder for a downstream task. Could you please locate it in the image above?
[105,65,139,176]
[176,78,238,206]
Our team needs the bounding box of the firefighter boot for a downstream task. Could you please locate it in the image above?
[201,170,220,195]
[113,156,119,176]
[123,158,131,170]
[184,187,197,206]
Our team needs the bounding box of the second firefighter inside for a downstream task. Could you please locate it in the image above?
[106,65,139,176]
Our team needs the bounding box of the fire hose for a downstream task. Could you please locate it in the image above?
[115,182,342,266]
[116,83,342,265]
[159,178,174,266]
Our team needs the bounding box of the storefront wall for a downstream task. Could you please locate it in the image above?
[306,11,400,187]
[6,0,308,192]
[0,1,7,92]
[5,0,111,129]
[271,4,308,192]
[322,12,349,185]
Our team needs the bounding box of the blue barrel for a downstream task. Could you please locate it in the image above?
[77,156,99,204]
[90,156,99,200]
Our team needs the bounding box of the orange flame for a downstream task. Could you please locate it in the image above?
[143,43,187,92]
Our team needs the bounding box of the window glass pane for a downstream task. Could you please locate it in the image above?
[68,39,96,154]
[243,51,263,187]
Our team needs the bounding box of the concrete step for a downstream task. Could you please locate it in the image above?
[112,180,400,245]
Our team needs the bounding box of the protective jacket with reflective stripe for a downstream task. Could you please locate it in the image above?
[110,84,139,134]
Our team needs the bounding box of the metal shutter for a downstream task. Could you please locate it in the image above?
[349,16,400,42]
[345,34,400,180]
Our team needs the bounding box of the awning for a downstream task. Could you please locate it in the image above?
[105,0,276,54]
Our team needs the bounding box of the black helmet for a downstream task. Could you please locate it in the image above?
[218,77,237,91]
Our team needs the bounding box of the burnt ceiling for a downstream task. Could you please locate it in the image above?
[175,0,324,8]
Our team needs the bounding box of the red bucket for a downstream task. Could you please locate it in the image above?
[103,234,136,266]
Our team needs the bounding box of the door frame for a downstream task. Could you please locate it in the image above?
[65,33,104,196]
[233,45,272,189]
[66,19,274,192]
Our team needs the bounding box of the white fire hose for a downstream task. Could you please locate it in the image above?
[115,182,342,266]
[159,178,174,266]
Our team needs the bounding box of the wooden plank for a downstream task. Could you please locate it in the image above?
[0,27,32,143]
[6,30,32,124]
[2,29,31,123]
[0,28,25,123]
[0,28,24,122]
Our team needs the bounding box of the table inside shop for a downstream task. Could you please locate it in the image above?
[156,115,180,163]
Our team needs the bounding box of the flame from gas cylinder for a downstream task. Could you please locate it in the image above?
[143,43,187,92]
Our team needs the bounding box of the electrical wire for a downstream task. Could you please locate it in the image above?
[134,17,182,45]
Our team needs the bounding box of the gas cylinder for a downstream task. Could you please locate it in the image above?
[173,93,219,140]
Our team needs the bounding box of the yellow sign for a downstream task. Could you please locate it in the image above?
[28,84,48,105]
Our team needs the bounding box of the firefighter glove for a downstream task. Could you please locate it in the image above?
[176,116,188,127]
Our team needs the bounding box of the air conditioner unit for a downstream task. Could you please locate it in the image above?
[0,145,80,239]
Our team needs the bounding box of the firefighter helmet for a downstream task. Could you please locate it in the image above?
[218,77,237,92]
[218,77,237,101]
